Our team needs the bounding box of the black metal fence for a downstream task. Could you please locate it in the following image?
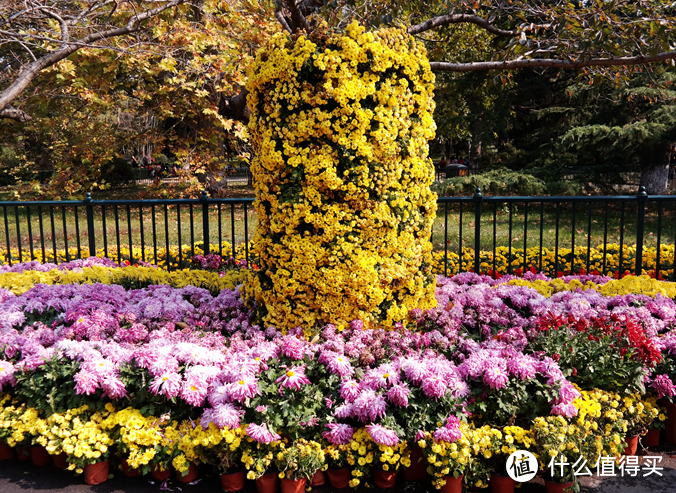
[1,186,675,279]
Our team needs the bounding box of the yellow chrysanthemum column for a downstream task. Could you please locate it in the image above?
[244,22,438,331]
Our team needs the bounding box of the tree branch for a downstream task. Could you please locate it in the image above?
[0,0,186,116]
[218,87,250,123]
[407,14,518,37]
[287,0,310,33]
[429,51,676,72]
[0,106,32,122]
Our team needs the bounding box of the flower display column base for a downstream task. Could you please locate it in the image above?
[489,474,515,493]
[256,472,280,493]
[623,435,639,455]
[151,464,172,481]
[52,453,68,470]
[221,470,246,492]
[0,443,14,461]
[84,459,110,485]
[281,478,307,493]
[643,428,660,447]
[311,470,326,487]
[326,467,350,488]
[403,445,427,482]
[373,469,398,489]
[176,462,199,483]
[544,479,574,493]
[664,401,676,445]
[121,459,141,477]
[439,475,463,493]
[30,446,51,466]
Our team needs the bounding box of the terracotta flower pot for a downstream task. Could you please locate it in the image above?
[221,470,246,492]
[16,446,31,461]
[30,446,52,466]
[311,470,326,487]
[664,400,676,445]
[121,459,141,477]
[151,464,172,481]
[52,453,69,470]
[373,468,398,489]
[439,474,463,493]
[0,442,14,461]
[403,444,427,482]
[176,462,199,483]
[623,435,639,456]
[643,427,660,448]
[281,477,307,493]
[256,472,280,493]
[84,459,110,485]
[489,474,515,493]
[544,479,574,493]
[326,467,351,489]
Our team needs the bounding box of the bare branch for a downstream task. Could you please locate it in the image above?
[407,14,518,37]
[0,0,187,116]
[275,6,292,34]
[0,105,32,122]
[429,50,676,72]
[287,0,310,33]
[218,86,250,123]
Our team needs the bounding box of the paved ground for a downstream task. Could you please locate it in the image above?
[1,442,676,493]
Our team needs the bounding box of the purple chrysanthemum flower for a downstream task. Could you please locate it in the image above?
[322,423,354,445]
[208,403,243,429]
[0,361,15,388]
[181,379,208,407]
[366,424,399,446]
[247,423,280,443]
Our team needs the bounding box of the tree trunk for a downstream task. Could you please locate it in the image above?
[444,139,451,162]
[640,144,672,194]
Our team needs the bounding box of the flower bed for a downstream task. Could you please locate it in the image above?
[0,259,675,490]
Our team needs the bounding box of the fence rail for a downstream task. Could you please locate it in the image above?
[1,186,675,279]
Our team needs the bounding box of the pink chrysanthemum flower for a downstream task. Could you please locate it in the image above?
[650,375,676,400]
[551,403,578,418]
[434,415,462,443]
[225,375,260,402]
[149,372,182,399]
[280,336,305,360]
[364,363,399,390]
[180,379,208,407]
[0,361,16,388]
[421,376,447,400]
[275,366,311,392]
[353,389,387,422]
[322,423,354,445]
[247,423,280,443]
[325,354,354,377]
[403,358,429,384]
[74,370,99,395]
[366,424,399,446]
[556,381,581,404]
[209,403,243,429]
[101,375,127,399]
[340,380,361,402]
[483,366,509,390]
[387,384,409,408]
[415,430,426,442]
[333,403,354,419]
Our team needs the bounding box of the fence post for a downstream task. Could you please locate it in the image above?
[635,186,648,276]
[84,192,96,257]
[474,187,483,274]
[201,190,210,254]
